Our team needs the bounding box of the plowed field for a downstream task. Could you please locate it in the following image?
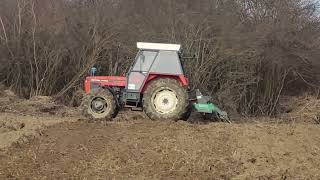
[0,112,319,179]
[0,90,319,179]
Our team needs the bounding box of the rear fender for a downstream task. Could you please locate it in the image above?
[141,74,189,93]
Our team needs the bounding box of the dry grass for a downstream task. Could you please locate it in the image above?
[1,0,319,116]
[280,95,320,124]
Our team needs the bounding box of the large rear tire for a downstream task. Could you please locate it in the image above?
[143,78,190,121]
[80,88,118,121]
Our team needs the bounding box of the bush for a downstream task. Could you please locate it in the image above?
[0,0,319,116]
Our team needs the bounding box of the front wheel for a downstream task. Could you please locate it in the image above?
[143,78,190,121]
[80,88,118,121]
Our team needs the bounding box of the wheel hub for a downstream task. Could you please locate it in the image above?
[163,98,169,105]
[152,90,178,114]
[91,98,107,113]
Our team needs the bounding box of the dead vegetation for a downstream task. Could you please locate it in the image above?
[0,0,319,117]
[0,88,80,117]
[279,94,320,124]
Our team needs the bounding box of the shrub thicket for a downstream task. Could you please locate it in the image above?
[0,0,319,116]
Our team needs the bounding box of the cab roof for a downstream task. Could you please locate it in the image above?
[137,42,181,51]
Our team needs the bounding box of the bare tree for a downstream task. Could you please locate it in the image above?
[0,0,319,116]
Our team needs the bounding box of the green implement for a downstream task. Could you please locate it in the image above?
[194,103,218,114]
[192,89,231,123]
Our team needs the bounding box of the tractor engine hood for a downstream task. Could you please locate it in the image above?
[84,76,126,93]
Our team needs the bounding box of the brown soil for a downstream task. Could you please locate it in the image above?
[0,113,319,179]
[0,113,79,150]
[0,89,80,150]
[0,90,319,179]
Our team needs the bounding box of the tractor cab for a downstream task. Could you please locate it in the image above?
[124,42,188,107]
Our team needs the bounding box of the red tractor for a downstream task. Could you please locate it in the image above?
[81,42,230,122]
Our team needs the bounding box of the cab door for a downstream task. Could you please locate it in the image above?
[127,50,158,92]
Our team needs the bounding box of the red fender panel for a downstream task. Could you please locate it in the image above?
[141,74,189,93]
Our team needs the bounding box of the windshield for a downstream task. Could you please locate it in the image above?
[132,50,158,72]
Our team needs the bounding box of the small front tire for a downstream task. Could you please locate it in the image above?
[80,88,118,121]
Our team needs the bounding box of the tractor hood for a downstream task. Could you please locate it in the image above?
[84,76,126,93]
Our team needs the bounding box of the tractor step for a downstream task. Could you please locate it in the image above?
[124,105,143,111]
[131,107,143,111]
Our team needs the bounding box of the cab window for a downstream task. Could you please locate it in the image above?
[132,51,157,72]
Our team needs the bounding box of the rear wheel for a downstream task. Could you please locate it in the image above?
[80,88,118,121]
[143,78,190,121]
